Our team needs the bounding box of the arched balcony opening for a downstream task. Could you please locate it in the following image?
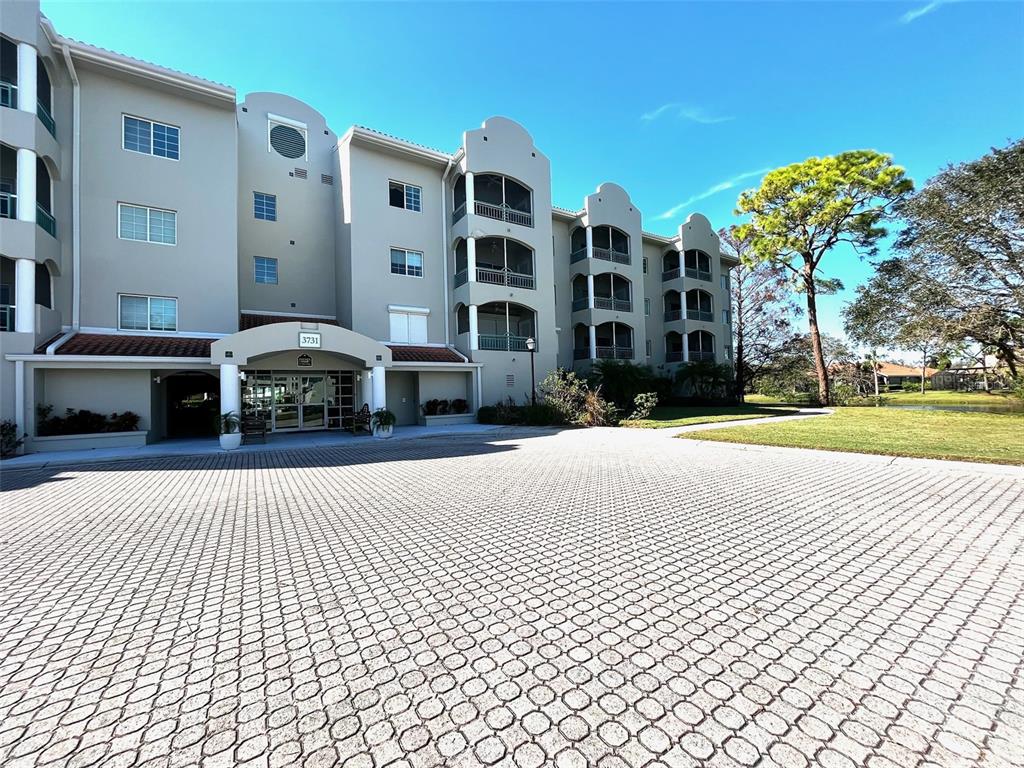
[686,289,713,322]
[0,256,14,331]
[452,175,467,223]
[665,331,684,362]
[476,237,535,289]
[592,225,630,265]
[663,290,682,322]
[37,56,54,137]
[572,323,590,360]
[662,250,681,282]
[595,322,633,360]
[455,303,470,335]
[570,226,587,263]
[477,301,536,352]
[0,37,15,108]
[36,155,54,236]
[571,274,589,312]
[453,238,468,286]
[593,273,631,312]
[688,330,715,362]
[685,249,712,282]
[474,173,533,227]
[0,143,14,220]
[35,261,52,309]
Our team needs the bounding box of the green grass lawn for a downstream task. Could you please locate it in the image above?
[877,389,1018,406]
[744,393,816,406]
[622,404,800,429]
[680,407,1024,465]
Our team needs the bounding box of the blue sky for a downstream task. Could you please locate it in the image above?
[43,0,1023,343]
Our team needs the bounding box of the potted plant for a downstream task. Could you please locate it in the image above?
[220,411,242,450]
[371,407,396,439]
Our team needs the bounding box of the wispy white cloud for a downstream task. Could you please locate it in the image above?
[654,168,772,221]
[899,0,947,24]
[641,102,734,125]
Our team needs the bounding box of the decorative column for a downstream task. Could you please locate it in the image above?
[586,274,595,310]
[16,148,35,223]
[371,366,387,412]
[588,325,597,360]
[467,236,477,283]
[14,258,34,333]
[585,225,593,260]
[683,334,690,363]
[465,171,474,213]
[17,43,37,115]
[219,364,241,417]
[468,304,479,351]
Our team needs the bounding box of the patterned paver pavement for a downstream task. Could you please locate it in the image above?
[1,428,1022,768]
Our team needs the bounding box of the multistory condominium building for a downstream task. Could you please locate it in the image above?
[1,2,734,450]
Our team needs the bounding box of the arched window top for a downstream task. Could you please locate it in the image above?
[684,249,712,281]
[687,330,716,362]
[472,172,533,227]
[591,225,630,257]
[476,301,537,351]
[593,321,634,360]
[685,289,713,321]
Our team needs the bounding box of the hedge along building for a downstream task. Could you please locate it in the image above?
[1,1,736,451]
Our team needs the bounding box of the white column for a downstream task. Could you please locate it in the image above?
[588,325,597,360]
[466,236,477,282]
[586,274,595,310]
[683,333,690,363]
[585,225,593,260]
[14,361,25,451]
[17,43,37,115]
[219,364,241,417]
[465,171,475,211]
[14,258,35,333]
[468,304,479,351]
[371,366,386,412]
[16,148,36,223]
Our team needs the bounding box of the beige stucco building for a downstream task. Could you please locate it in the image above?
[1,3,735,450]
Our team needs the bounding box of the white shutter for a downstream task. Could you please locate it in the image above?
[409,314,428,344]
[389,312,409,343]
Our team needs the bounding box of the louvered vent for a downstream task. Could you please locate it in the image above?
[293,168,308,179]
[321,174,334,185]
[506,374,515,388]
[269,123,306,159]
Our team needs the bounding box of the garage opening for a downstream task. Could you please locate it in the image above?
[165,372,219,438]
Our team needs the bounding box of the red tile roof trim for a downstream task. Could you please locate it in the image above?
[387,345,466,364]
[54,334,213,358]
[239,313,339,330]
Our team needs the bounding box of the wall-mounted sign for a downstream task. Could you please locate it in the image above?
[299,332,322,349]
[297,354,313,367]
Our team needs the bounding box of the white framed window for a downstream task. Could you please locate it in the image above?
[390,248,423,277]
[388,306,429,344]
[118,294,177,331]
[721,274,730,291]
[254,256,278,284]
[723,309,732,325]
[123,115,179,160]
[254,192,277,221]
[389,180,422,212]
[268,114,307,160]
[118,203,176,245]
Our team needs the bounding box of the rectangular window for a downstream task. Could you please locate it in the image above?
[390,248,424,277]
[123,115,179,160]
[721,274,730,291]
[254,256,278,284]
[723,309,731,324]
[118,203,176,245]
[644,298,651,316]
[119,294,177,331]
[254,192,277,221]
[389,310,428,343]
[646,339,652,357]
[389,180,422,212]
[643,257,648,274]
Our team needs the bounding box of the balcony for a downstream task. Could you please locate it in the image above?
[665,351,684,363]
[689,351,716,362]
[0,191,14,220]
[685,267,712,282]
[474,200,533,228]
[36,204,55,237]
[686,310,714,322]
[454,269,468,288]
[594,297,631,312]
[475,266,535,290]
[662,268,681,282]
[570,247,587,264]
[37,101,55,138]
[571,297,588,312]
[593,247,630,265]
[479,333,532,352]
[596,346,633,360]
[0,81,15,109]
[0,304,14,332]
[452,202,466,225]
[664,309,682,322]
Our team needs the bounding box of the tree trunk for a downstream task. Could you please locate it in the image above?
[735,340,745,403]
[803,264,829,406]
[920,345,927,395]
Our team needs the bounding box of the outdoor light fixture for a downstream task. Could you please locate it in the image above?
[526,337,537,406]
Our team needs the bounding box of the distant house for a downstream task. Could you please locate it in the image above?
[875,362,939,389]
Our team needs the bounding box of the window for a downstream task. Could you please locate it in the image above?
[389,307,428,343]
[254,192,277,221]
[646,339,652,357]
[643,257,648,274]
[119,294,177,331]
[723,309,731,325]
[254,256,278,284]
[644,298,651,316]
[389,181,422,212]
[118,203,176,245]
[390,248,423,277]
[721,274,730,291]
[123,115,179,160]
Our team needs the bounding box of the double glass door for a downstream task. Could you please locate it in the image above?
[243,370,355,432]
[272,374,325,431]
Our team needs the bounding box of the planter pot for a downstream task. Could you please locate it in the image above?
[373,424,394,439]
[219,432,242,450]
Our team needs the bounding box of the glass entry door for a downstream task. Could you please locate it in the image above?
[244,370,355,432]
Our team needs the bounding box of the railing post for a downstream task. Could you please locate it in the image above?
[16,148,35,223]
[17,43,36,117]
[14,258,35,334]
[585,225,593,261]
[468,304,479,351]
[466,236,476,283]
[588,325,597,361]
[586,274,595,310]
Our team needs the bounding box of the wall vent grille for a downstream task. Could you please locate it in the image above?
[293,168,308,179]
[321,174,334,185]
[506,374,515,388]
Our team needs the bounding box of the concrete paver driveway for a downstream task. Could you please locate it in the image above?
[1,428,1022,768]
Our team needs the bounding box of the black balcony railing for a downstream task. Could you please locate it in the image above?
[37,204,55,237]
[664,309,682,322]
[662,268,681,282]
[571,297,588,312]
[593,247,630,265]
[478,333,532,352]
[476,267,535,290]
[474,200,533,228]
[665,350,684,362]
[570,248,587,263]
[594,297,632,313]
[0,82,16,109]
[37,101,55,138]
[452,202,466,225]
[685,268,712,282]
[453,269,468,288]
[0,191,15,220]
[0,305,14,332]
[595,346,633,360]
[689,351,716,362]
[686,310,714,322]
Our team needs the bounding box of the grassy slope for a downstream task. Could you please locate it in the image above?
[680,408,1024,465]
[622,405,799,429]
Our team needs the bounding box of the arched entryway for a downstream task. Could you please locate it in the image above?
[165,372,219,437]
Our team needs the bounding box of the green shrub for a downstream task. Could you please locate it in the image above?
[520,403,561,426]
[36,404,143,436]
[589,360,671,413]
[1,421,23,458]
[628,392,659,421]
[476,406,498,424]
